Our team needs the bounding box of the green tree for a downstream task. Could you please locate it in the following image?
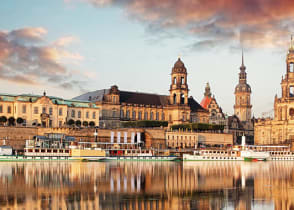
[89,121,95,127]
[8,117,15,126]
[16,117,24,125]
[82,121,88,127]
[67,119,75,126]
[75,120,81,127]
[0,116,7,125]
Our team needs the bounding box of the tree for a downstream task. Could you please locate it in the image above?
[8,117,15,126]
[89,121,95,127]
[0,116,7,125]
[82,121,88,127]
[16,117,24,125]
[67,119,75,126]
[75,120,81,127]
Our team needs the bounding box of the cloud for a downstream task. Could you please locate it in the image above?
[86,0,294,50]
[0,27,87,92]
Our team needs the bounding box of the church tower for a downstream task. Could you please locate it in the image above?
[234,51,252,122]
[169,58,189,105]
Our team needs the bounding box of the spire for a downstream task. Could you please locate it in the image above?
[204,82,212,97]
[239,49,247,83]
[242,48,244,67]
[290,35,294,51]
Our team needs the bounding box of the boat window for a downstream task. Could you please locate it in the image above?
[28,149,33,153]
[53,150,57,153]
[35,149,39,152]
[47,149,51,152]
[41,149,45,152]
[60,150,63,153]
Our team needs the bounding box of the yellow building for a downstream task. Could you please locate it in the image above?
[0,92,99,127]
[255,38,294,144]
[74,58,209,128]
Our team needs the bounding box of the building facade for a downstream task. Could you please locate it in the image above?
[0,92,99,128]
[200,82,226,125]
[255,38,294,144]
[74,58,209,128]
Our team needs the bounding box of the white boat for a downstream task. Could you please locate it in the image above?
[183,149,243,161]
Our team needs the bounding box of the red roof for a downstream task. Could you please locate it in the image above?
[200,96,212,110]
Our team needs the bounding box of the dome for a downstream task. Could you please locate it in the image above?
[172,58,187,74]
[235,83,251,93]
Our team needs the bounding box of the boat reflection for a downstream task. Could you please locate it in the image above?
[0,161,293,209]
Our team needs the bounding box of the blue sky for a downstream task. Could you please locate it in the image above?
[0,0,293,117]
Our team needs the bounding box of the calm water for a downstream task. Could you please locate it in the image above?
[0,161,294,210]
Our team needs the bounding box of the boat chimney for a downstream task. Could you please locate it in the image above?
[241,135,246,147]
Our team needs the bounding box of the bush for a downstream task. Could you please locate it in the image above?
[121,120,168,128]
[89,121,95,127]
[82,121,88,127]
[67,119,75,126]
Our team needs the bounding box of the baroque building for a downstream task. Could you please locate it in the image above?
[255,38,294,144]
[0,92,99,127]
[74,58,209,128]
[200,82,226,125]
[226,53,254,144]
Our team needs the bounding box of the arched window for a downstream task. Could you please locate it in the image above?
[138,111,142,120]
[71,110,75,118]
[180,93,185,104]
[290,62,294,72]
[162,113,165,121]
[126,110,130,119]
[156,112,159,120]
[144,112,148,120]
[132,111,136,120]
[173,94,177,104]
[150,112,154,120]
[173,77,177,84]
[181,77,184,84]
[120,110,124,118]
[112,110,116,117]
[78,111,81,118]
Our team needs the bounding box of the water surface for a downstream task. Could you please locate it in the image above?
[0,161,293,210]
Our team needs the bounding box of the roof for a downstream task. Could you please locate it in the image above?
[0,93,98,109]
[200,96,212,110]
[119,91,168,106]
[188,97,208,113]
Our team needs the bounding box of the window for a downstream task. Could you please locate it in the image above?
[120,110,124,118]
[0,105,2,113]
[71,110,75,118]
[162,113,165,121]
[173,94,177,104]
[126,110,130,119]
[59,121,62,127]
[59,108,62,116]
[290,62,294,72]
[150,112,154,120]
[173,77,177,84]
[86,111,89,119]
[132,111,136,120]
[113,96,116,103]
[112,110,116,118]
[7,106,11,114]
[156,112,159,120]
[138,111,142,120]
[290,86,294,97]
[93,112,96,119]
[22,105,26,114]
[49,108,53,115]
[42,107,46,114]
[180,94,184,104]
[78,111,81,118]
[144,112,148,120]
[34,107,38,114]
[181,77,184,84]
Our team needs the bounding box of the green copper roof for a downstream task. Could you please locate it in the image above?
[0,93,98,109]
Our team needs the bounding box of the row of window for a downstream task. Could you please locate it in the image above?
[70,110,96,119]
[167,135,197,141]
[121,110,165,121]
[0,105,11,114]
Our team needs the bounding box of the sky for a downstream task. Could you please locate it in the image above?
[1,0,294,117]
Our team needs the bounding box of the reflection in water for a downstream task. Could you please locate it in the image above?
[0,161,293,209]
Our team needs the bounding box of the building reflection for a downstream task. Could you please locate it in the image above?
[0,161,293,209]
